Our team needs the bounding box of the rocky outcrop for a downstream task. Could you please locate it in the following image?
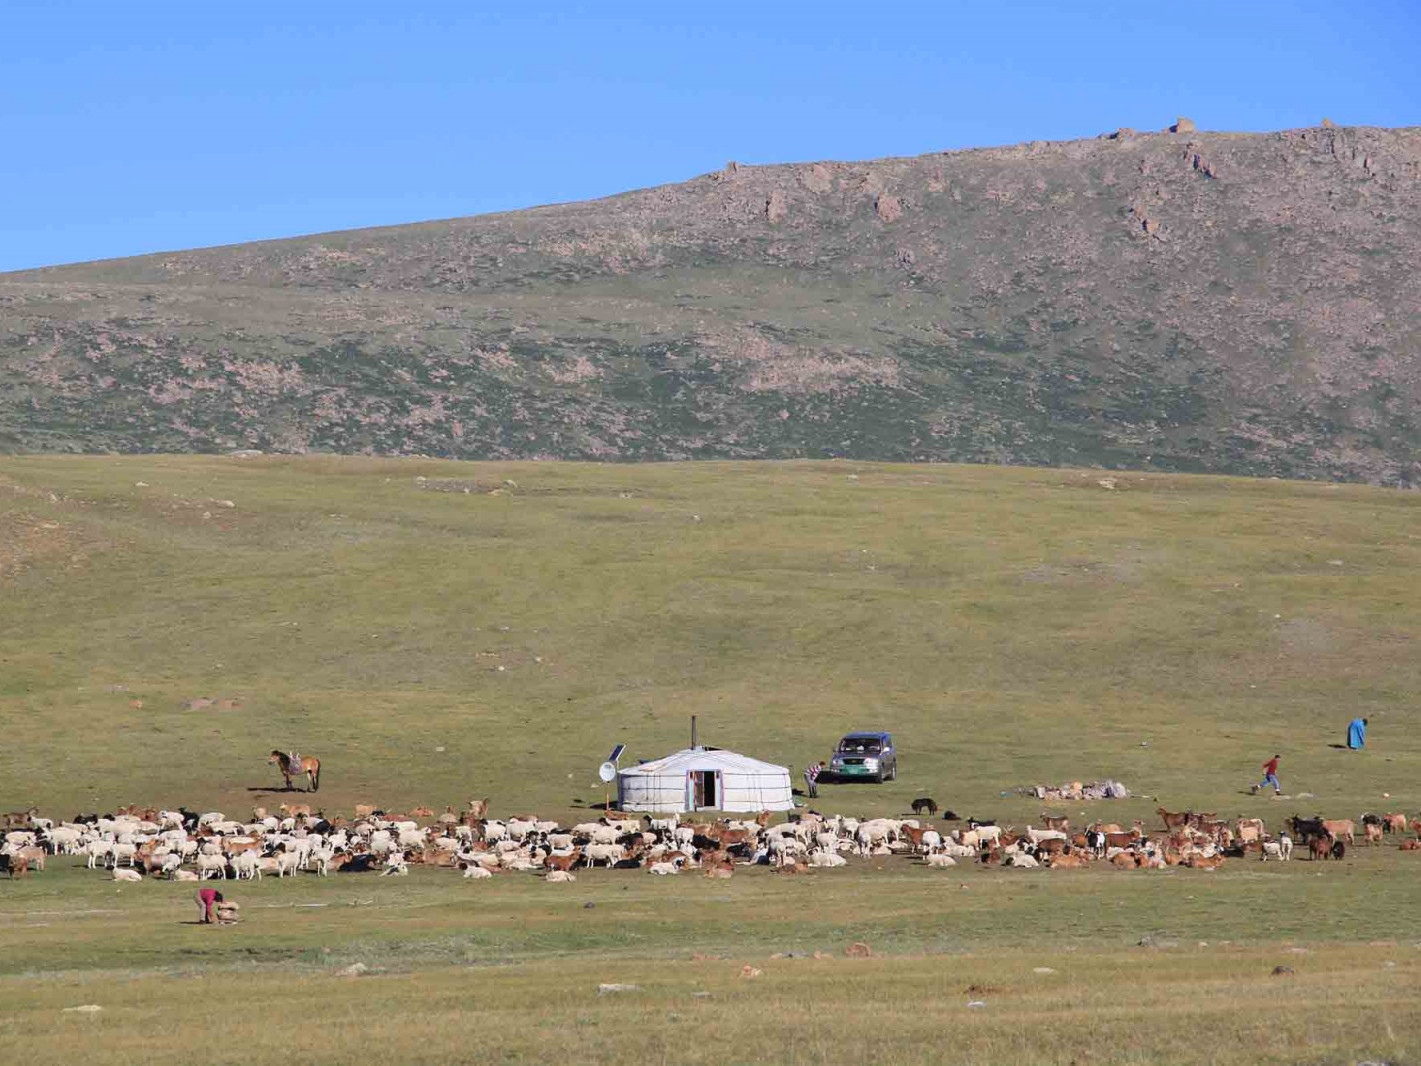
[3,123,1421,485]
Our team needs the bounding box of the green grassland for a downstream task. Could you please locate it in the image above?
[3,456,1420,1063]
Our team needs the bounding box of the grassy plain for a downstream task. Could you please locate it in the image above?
[3,456,1421,1062]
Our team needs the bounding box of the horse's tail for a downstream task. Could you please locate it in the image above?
[312,760,321,792]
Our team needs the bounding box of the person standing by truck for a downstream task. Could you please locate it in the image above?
[803,761,821,798]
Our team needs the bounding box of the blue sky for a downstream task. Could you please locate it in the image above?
[2,2,1417,272]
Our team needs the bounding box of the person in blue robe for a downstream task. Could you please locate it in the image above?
[1346,717,1368,749]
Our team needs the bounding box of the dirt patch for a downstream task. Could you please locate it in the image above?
[0,512,90,580]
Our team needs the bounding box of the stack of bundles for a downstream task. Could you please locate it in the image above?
[1024,780,1129,801]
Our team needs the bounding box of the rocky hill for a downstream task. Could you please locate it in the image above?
[3,120,1420,483]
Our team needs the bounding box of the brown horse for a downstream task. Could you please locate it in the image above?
[269,750,321,792]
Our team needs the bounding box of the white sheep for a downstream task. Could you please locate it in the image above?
[86,840,114,869]
[112,868,142,882]
[462,864,494,879]
[231,851,262,881]
[544,870,576,883]
[924,853,957,868]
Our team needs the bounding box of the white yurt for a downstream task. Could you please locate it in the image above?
[617,747,794,813]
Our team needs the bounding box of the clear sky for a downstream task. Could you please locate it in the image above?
[2,2,1417,272]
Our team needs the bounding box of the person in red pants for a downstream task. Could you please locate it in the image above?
[195,887,224,924]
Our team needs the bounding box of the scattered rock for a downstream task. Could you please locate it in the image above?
[211,499,235,509]
[1321,117,1335,129]
[183,697,214,710]
[895,247,916,269]
[335,962,368,977]
[62,1005,103,1013]
[1097,477,1117,490]
[1271,965,1294,976]
[227,449,263,458]
[690,953,720,961]
[765,189,788,224]
[691,991,713,999]
[134,481,149,488]
[1170,116,1197,134]
[597,983,640,995]
[874,195,903,223]
[1138,935,1179,949]
[966,1000,987,1008]
[802,163,833,194]
[739,965,762,979]
[1032,967,1056,974]
[845,942,873,958]
[128,699,144,710]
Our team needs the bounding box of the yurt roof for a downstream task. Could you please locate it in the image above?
[618,747,788,777]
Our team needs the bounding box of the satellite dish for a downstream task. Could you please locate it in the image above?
[598,761,617,783]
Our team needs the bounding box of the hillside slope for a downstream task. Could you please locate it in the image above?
[2,456,1419,815]
[3,122,1420,482]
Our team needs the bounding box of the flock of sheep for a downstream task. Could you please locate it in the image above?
[7,799,1418,885]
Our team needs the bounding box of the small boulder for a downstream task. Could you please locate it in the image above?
[1169,116,1197,134]
[845,942,873,958]
[874,195,903,223]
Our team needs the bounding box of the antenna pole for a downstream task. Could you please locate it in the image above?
[691,715,698,749]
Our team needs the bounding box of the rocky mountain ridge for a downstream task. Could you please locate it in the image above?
[3,121,1419,483]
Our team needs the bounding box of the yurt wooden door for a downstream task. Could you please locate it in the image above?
[690,770,720,810]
